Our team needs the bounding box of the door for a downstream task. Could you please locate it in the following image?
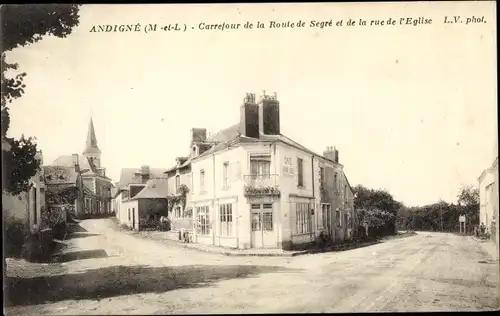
[251,203,276,248]
[132,208,136,229]
[324,204,334,241]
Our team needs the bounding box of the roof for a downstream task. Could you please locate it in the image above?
[118,167,168,190]
[52,154,96,174]
[131,178,169,200]
[43,166,79,185]
[207,123,240,143]
[191,122,342,167]
[83,117,101,155]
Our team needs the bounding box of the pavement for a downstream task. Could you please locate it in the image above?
[5,219,499,314]
[122,227,383,257]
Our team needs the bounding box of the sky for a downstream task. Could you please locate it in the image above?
[6,3,497,207]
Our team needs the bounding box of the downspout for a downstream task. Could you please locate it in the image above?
[272,142,278,245]
[212,152,216,245]
[311,154,315,237]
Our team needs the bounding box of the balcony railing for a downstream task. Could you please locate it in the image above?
[244,174,280,197]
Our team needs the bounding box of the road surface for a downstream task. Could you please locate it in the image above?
[5,219,499,314]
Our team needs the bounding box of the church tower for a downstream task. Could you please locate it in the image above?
[83,117,102,168]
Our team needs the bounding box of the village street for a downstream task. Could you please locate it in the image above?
[5,219,499,315]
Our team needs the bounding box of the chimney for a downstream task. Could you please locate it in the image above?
[239,93,259,138]
[259,91,280,135]
[71,153,81,173]
[191,128,207,145]
[323,146,339,163]
[140,165,150,183]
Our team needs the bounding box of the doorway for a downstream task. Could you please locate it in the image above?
[251,203,276,248]
[132,208,136,229]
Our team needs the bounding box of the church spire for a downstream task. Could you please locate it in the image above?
[83,117,101,155]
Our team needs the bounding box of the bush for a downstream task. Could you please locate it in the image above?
[22,230,55,262]
[52,222,67,240]
[4,215,29,258]
[316,231,331,249]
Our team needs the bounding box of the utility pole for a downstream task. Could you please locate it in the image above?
[441,208,443,232]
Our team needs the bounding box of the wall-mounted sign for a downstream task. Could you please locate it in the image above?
[283,156,294,175]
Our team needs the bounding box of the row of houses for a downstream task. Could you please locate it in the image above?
[3,118,115,236]
[113,92,356,250]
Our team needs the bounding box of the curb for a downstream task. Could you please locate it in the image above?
[470,236,489,243]
[134,232,382,257]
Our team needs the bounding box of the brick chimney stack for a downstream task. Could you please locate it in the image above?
[323,146,339,163]
[140,165,150,183]
[259,91,280,135]
[239,93,259,138]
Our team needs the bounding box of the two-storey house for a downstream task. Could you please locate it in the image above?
[164,156,193,237]
[168,92,354,250]
[114,165,168,229]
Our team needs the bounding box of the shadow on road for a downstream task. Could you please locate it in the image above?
[67,224,88,233]
[65,232,102,240]
[58,249,109,263]
[5,264,301,306]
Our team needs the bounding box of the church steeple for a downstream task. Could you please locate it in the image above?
[87,118,98,147]
[83,117,102,168]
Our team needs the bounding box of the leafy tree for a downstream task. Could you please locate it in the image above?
[395,185,480,233]
[353,185,401,237]
[1,4,81,195]
[457,185,480,227]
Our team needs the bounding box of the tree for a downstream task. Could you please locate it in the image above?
[457,185,480,228]
[1,4,81,195]
[353,185,401,237]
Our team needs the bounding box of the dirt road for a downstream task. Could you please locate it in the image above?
[5,219,499,314]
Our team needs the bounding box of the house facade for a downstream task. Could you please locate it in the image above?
[114,166,168,228]
[478,156,499,240]
[164,157,193,235]
[2,151,45,234]
[164,92,354,250]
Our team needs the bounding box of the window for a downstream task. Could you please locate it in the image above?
[296,203,312,234]
[130,184,146,198]
[318,203,331,230]
[344,185,348,204]
[250,155,271,176]
[175,175,180,193]
[320,167,325,185]
[200,170,205,192]
[283,156,294,175]
[219,203,233,236]
[297,158,304,187]
[222,162,229,188]
[251,204,273,232]
[175,206,182,218]
[336,210,342,227]
[334,173,338,191]
[262,208,273,231]
[196,206,210,235]
[251,204,261,231]
[128,208,131,221]
[344,213,348,228]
